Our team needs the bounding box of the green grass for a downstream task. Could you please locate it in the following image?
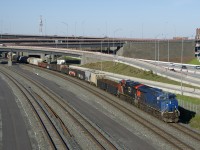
[177,94,200,105]
[177,94,200,130]
[189,115,200,130]
[60,56,81,61]
[187,58,200,65]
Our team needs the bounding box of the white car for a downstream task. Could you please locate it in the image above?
[195,66,200,69]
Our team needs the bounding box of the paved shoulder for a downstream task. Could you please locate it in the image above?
[0,76,31,150]
[0,109,2,149]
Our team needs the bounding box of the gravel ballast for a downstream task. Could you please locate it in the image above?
[21,65,195,150]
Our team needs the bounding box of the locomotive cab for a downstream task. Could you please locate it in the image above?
[158,93,180,122]
[137,86,180,123]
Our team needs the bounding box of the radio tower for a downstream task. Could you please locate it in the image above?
[39,15,43,35]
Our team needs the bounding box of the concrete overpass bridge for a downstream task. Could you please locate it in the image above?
[0,34,195,63]
[0,46,115,64]
[0,34,125,54]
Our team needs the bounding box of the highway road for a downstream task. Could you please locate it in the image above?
[112,56,200,88]
[140,60,200,76]
[0,75,32,150]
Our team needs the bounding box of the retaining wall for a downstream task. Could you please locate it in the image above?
[122,40,195,63]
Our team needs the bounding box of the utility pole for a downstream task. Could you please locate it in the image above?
[39,15,43,35]
[181,38,184,95]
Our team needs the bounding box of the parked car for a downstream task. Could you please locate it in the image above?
[170,63,175,67]
[181,65,187,69]
[195,66,200,69]
[169,68,176,72]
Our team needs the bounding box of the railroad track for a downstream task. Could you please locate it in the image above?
[28,64,199,150]
[3,65,118,150]
[0,68,70,150]
[171,123,200,142]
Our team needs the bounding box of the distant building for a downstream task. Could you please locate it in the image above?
[173,37,188,40]
[196,28,200,40]
[195,28,200,59]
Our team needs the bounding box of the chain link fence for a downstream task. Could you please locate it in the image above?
[178,99,200,114]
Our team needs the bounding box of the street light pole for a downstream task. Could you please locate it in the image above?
[168,39,169,63]
[61,22,68,48]
[81,20,85,36]
[155,34,161,63]
[107,37,109,54]
[75,22,77,38]
[181,38,184,95]
[154,34,161,69]
[0,20,2,39]
[67,24,68,48]
[158,39,159,66]
[155,40,157,63]
[101,40,103,71]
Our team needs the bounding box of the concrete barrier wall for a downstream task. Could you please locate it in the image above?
[122,40,195,63]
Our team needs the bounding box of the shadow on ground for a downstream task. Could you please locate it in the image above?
[178,106,196,124]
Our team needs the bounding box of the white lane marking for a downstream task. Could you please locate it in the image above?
[0,109,2,149]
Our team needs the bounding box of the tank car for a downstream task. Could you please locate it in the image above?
[18,56,29,63]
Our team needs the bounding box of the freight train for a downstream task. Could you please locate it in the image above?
[9,53,42,64]
[12,56,180,122]
[39,62,180,122]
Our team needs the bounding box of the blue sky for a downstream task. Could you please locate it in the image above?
[0,0,199,38]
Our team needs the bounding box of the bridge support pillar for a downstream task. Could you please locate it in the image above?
[8,52,12,66]
[40,53,45,60]
[51,54,55,62]
[116,46,124,56]
[19,52,24,56]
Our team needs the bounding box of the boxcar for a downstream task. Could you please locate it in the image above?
[90,72,105,86]
[97,78,120,95]
[76,70,85,80]
[28,57,42,66]
[38,62,48,68]
[61,66,69,74]
[97,79,107,90]
[69,68,77,77]
[57,64,68,72]
[49,64,58,71]
[57,64,62,72]
[85,70,91,82]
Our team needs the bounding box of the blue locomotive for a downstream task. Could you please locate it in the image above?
[118,80,180,122]
[97,78,179,122]
[136,85,179,122]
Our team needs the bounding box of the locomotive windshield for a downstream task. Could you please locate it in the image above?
[157,92,176,100]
